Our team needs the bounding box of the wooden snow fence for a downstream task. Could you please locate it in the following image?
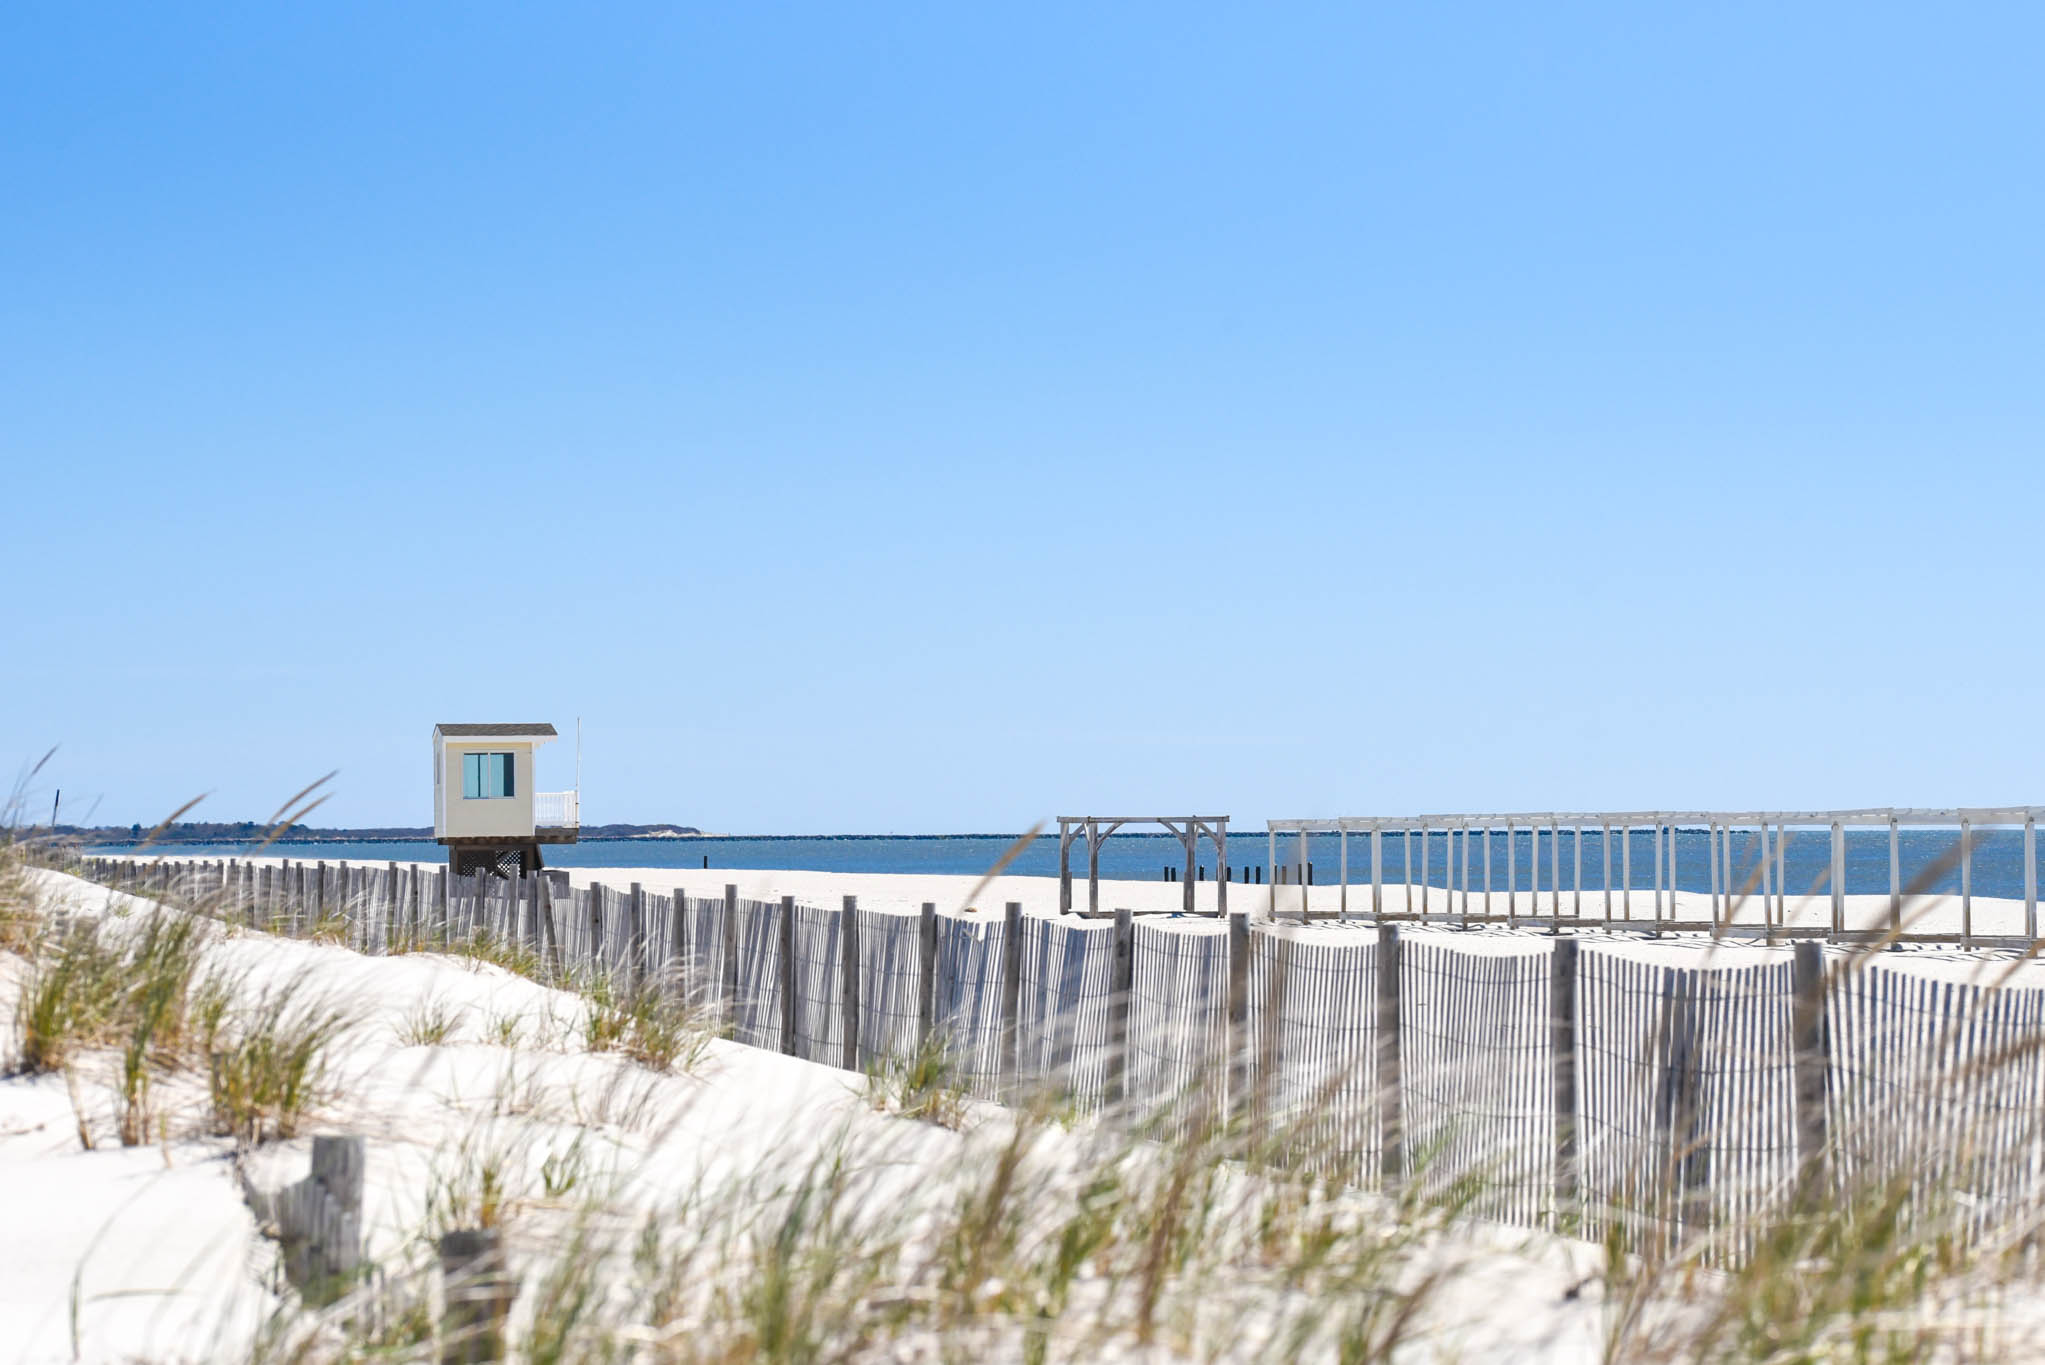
[70,854,2045,1268]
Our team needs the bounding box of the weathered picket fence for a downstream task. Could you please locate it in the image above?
[73,855,2045,1264]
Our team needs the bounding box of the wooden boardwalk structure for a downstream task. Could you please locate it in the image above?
[1268,807,2044,946]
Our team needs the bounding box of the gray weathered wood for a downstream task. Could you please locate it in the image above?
[536,874,559,975]
[917,902,938,1047]
[2029,815,2039,942]
[1105,907,1134,1107]
[778,895,797,1056]
[1227,910,1250,1115]
[1550,937,1579,1227]
[1889,814,1902,928]
[628,882,646,990]
[1791,940,1830,1207]
[1377,922,1403,1188]
[438,1228,515,1364]
[1000,901,1023,1089]
[722,885,741,1033]
[669,882,689,999]
[841,895,861,1071]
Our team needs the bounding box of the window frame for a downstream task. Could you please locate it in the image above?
[460,751,517,800]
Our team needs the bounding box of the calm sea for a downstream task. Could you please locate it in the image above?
[87,829,2044,900]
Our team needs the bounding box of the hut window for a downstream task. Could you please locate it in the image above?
[462,752,515,799]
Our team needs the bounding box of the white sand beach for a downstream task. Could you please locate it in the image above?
[2,866,1620,1364]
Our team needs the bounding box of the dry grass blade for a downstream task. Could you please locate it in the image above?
[955,821,1043,915]
[133,793,211,852]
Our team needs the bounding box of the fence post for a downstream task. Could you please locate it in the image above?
[778,894,798,1056]
[917,902,938,1048]
[1255,930,1291,1162]
[722,885,740,1034]
[1792,941,1831,1206]
[628,882,646,991]
[841,895,861,1071]
[438,1228,516,1364]
[1376,923,1404,1189]
[1550,936,1579,1229]
[307,1135,364,1300]
[1658,970,1707,1240]
[668,886,689,1000]
[1105,907,1134,1109]
[999,902,1023,1092]
[535,874,558,974]
[1227,910,1250,1118]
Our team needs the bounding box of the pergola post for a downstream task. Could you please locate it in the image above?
[1829,820,1845,934]
[1058,820,1074,915]
[1483,825,1492,918]
[1507,822,1517,927]
[1758,821,1773,937]
[2027,813,2038,943]
[1552,818,1563,919]
[1961,817,1973,948]
[1404,829,1414,914]
[1339,825,1349,920]
[1652,822,1663,922]
[1622,822,1632,920]
[1296,828,1308,920]
[1088,819,1101,917]
[1371,824,1382,917]
[1601,823,1612,919]
[1775,822,1786,928]
[1571,823,1581,919]
[1708,824,1721,928]
[1460,822,1471,923]
[1215,825,1228,918]
[1181,822,1196,914]
[1888,812,1901,932]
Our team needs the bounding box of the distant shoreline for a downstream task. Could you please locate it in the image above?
[71,830,1200,848]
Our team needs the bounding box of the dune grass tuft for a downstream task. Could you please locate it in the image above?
[865,1029,971,1130]
[580,973,715,1074]
[206,976,354,1143]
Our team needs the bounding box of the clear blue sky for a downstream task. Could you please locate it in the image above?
[4,4,2041,833]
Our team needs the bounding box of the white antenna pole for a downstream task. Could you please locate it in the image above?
[576,717,582,799]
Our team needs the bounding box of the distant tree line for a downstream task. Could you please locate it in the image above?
[36,821,701,845]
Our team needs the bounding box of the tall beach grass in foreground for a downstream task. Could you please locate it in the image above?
[14,800,2045,1359]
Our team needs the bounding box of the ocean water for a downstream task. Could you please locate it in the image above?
[89,827,2045,901]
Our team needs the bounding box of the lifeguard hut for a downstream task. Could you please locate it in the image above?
[432,723,579,877]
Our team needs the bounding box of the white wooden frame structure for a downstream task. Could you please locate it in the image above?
[1058,815,1229,918]
[1266,807,2043,947]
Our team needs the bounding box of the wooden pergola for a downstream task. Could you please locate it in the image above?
[1057,815,1229,917]
[1265,806,2044,946]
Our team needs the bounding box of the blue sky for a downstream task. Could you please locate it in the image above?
[4,3,2042,833]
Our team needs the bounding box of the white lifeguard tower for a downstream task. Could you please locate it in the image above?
[432,723,580,877]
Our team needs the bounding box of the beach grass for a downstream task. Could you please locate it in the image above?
[17,803,2045,1360]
